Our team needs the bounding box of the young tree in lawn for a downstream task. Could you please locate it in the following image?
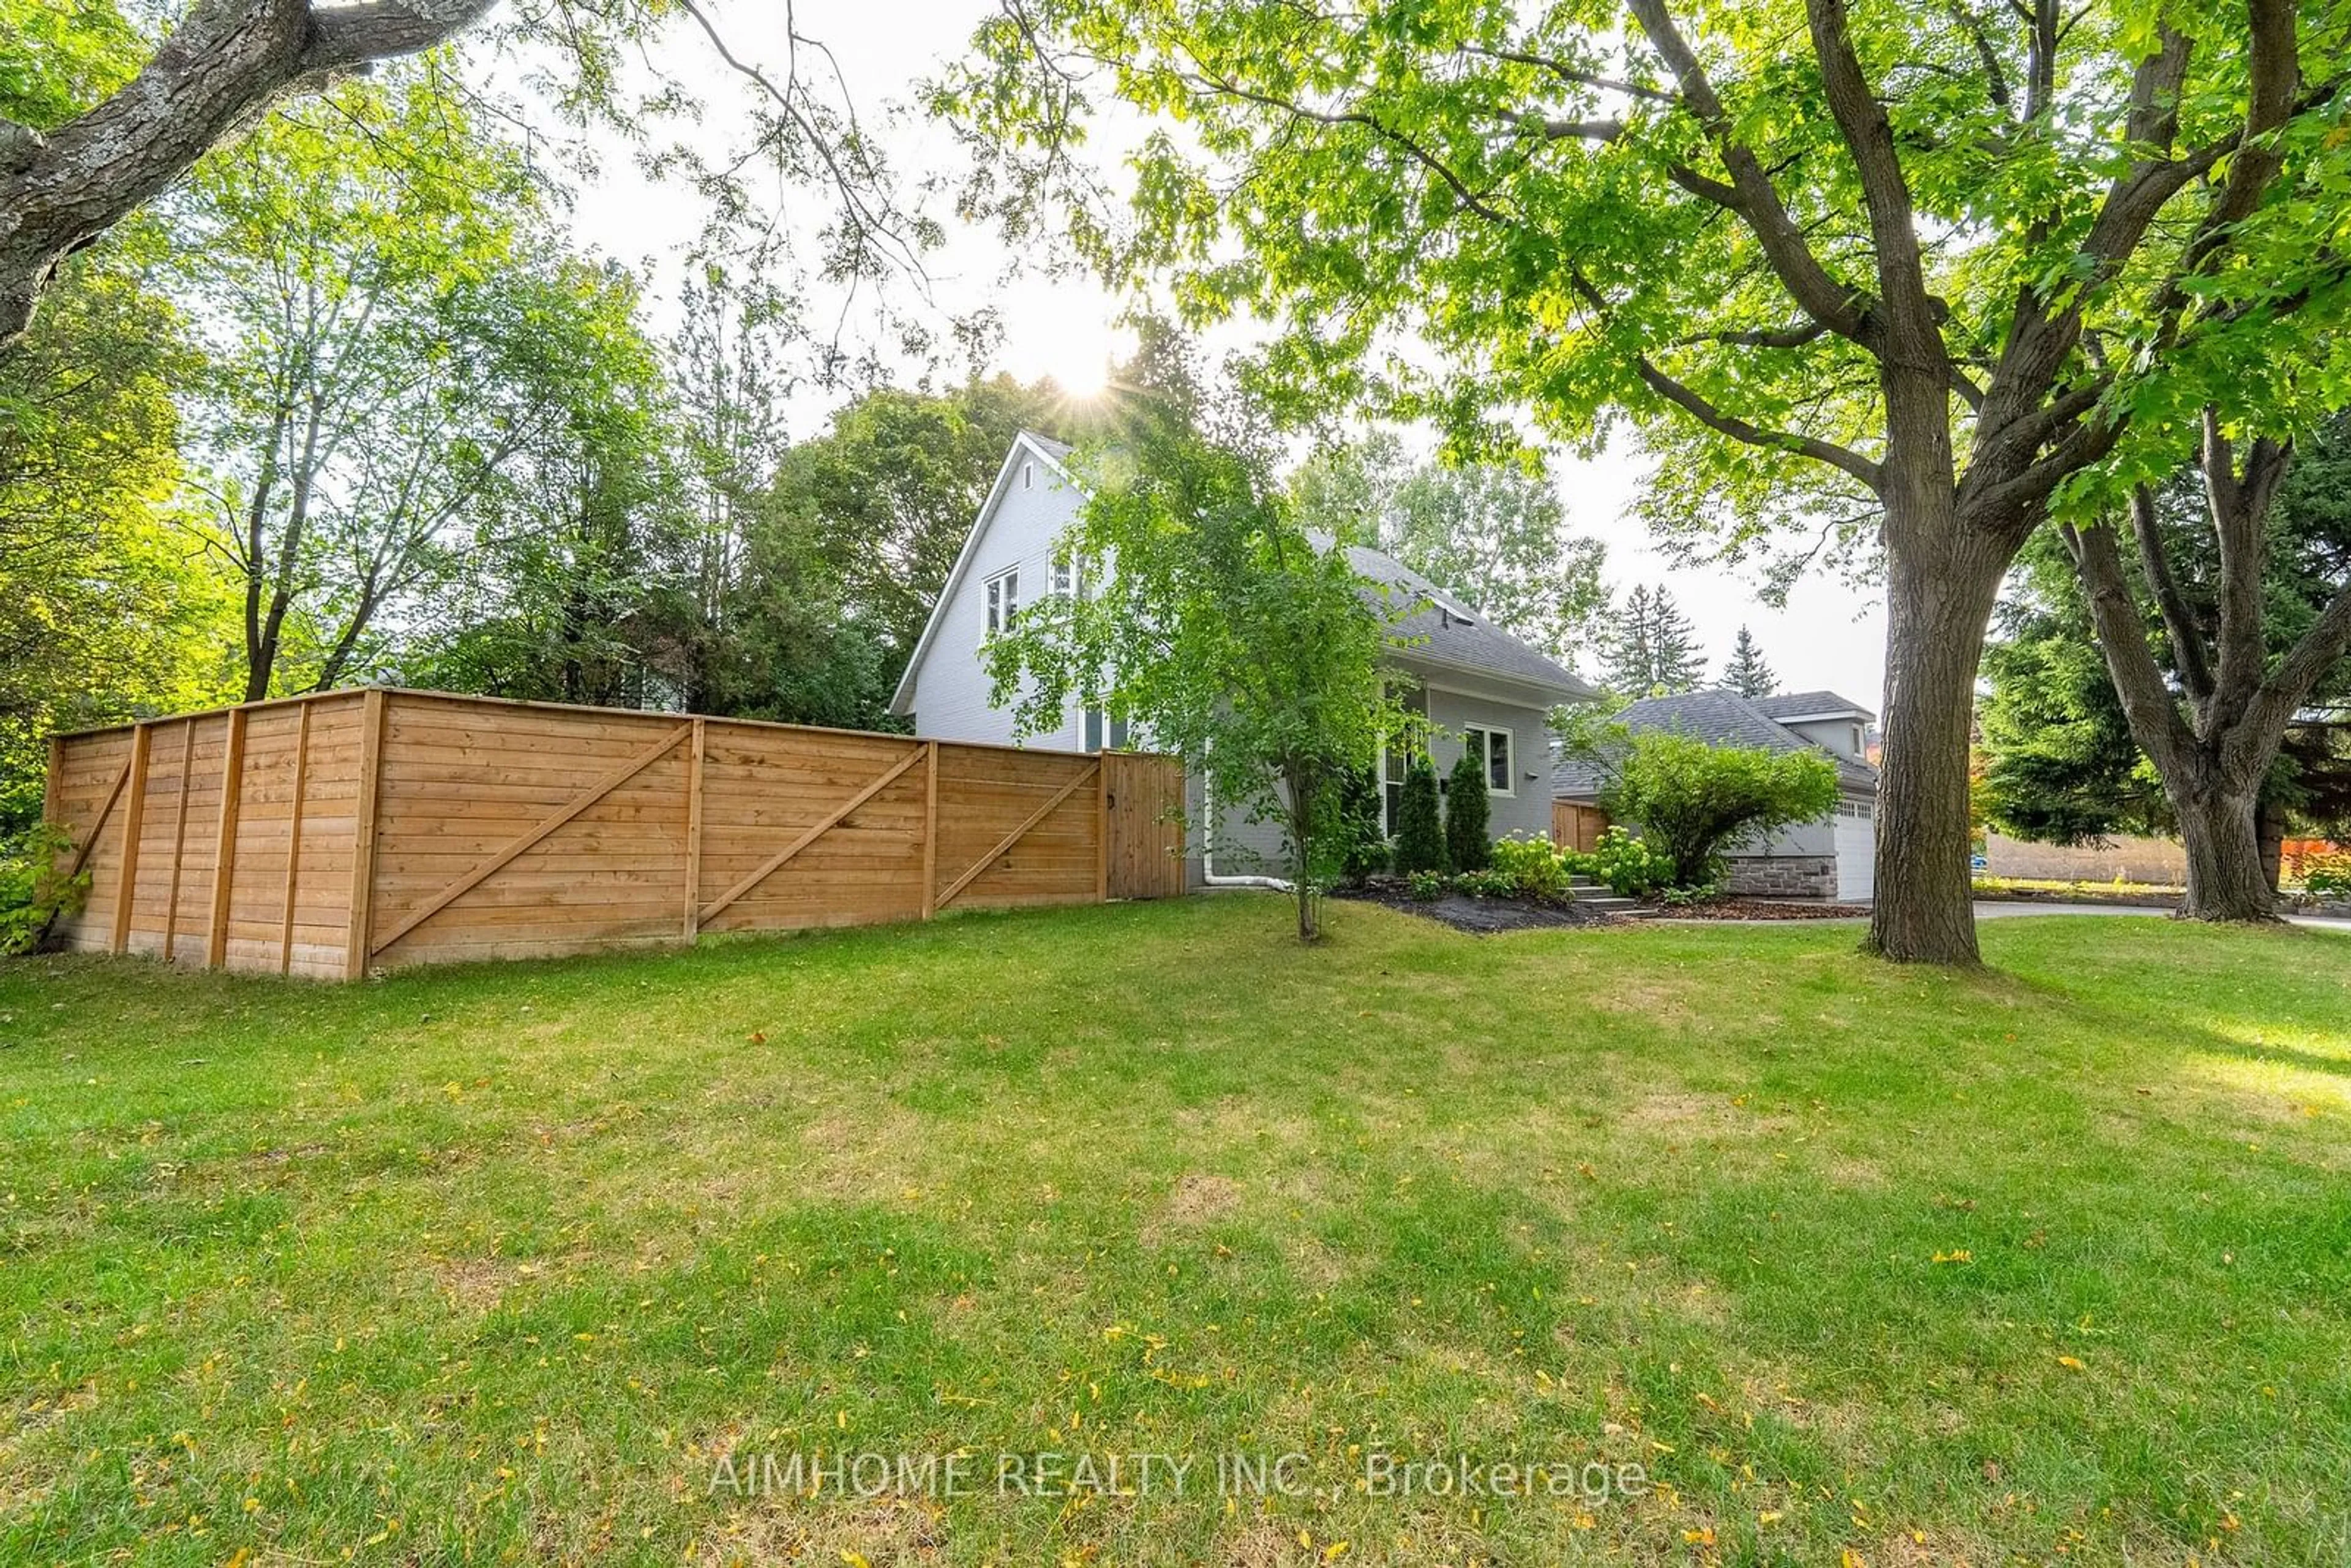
[983,413,1403,942]
[1575,729,1840,890]
[1444,746,1491,872]
[2058,411,2351,920]
[1390,756,1447,877]
[942,0,2351,964]
[1724,627,1776,699]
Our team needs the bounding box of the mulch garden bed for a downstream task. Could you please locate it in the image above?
[1334,882,1618,934]
[1649,897,1873,920]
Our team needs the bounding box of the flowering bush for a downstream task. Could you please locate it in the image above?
[1489,834,1572,902]
[1583,826,1674,898]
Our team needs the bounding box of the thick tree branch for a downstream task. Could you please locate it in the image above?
[2128,483,2213,707]
[2061,517,2198,768]
[2232,583,2351,775]
[0,0,498,346]
[1621,0,1878,351]
[2205,414,2287,723]
[1633,354,1884,490]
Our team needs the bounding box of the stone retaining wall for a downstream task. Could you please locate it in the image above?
[1724,854,1837,899]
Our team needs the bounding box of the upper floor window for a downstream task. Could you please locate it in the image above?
[1463,726,1514,795]
[984,568,1019,637]
[1051,557,1077,598]
[1083,707,1130,752]
[1022,461,1035,490]
[1851,724,1866,756]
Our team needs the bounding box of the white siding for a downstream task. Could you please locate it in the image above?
[901,446,1087,751]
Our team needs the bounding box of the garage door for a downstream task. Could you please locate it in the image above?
[1835,802,1876,902]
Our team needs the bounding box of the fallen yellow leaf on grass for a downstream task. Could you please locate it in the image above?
[2058,1355,2085,1370]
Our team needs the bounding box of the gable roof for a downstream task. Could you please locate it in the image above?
[1336,542,1595,702]
[891,433,1597,716]
[1751,689,1875,724]
[1552,688,1881,798]
[888,429,1076,716]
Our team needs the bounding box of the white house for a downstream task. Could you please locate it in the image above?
[890,431,1597,887]
[1550,688,1881,901]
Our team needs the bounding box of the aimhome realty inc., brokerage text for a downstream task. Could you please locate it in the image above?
[709,1449,1652,1503]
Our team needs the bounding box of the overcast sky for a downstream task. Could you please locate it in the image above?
[534,0,1890,711]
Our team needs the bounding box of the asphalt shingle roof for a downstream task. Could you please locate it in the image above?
[1751,689,1874,722]
[1551,689,1880,797]
[1336,542,1597,702]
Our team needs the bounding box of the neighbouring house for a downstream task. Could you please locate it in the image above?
[890,432,1597,886]
[1552,688,1881,901]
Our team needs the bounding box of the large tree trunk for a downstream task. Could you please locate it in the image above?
[1867,503,2005,964]
[2173,777,2279,921]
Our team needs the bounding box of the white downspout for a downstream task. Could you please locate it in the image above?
[1199,761,1292,892]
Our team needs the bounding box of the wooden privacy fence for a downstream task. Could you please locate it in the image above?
[43,688,1186,979]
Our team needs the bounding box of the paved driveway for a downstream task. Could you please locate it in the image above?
[1970,900,2351,932]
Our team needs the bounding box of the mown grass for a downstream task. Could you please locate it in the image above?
[1,898,2347,1566]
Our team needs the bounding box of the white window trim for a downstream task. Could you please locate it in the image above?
[984,566,1019,638]
[1463,725,1515,798]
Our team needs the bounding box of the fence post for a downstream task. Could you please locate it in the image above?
[42,736,62,835]
[344,689,387,980]
[683,716,705,941]
[279,700,312,975]
[204,705,249,969]
[1096,754,1111,902]
[111,722,151,954]
[920,740,939,920]
[160,719,195,962]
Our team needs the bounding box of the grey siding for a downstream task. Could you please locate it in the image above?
[1183,772,1294,888]
[900,446,1087,751]
[1422,686,1556,844]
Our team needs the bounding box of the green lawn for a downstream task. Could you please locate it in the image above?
[2,899,2347,1566]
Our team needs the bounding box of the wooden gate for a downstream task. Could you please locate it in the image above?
[1553,800,1610,853]
[1103,751,1185,900]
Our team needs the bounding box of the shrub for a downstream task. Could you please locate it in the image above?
[1332,765,1390,883]
[1454,867,1519,898]
[1599,732,1840,888]
[1444,747,1490,871]
[1392,755,1447,874]
[1406,869,1447,902]
[1489,833,1570,901]
[2305,853,2351,898]
[1586,825,1674,898]
[1,824,86,956]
